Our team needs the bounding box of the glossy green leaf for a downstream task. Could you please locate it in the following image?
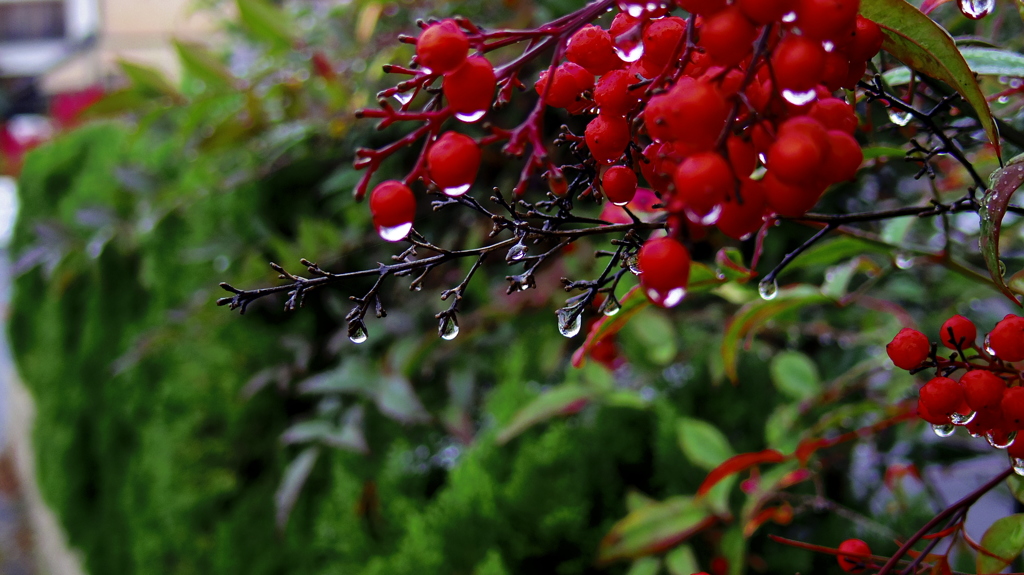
[275,446,319,530]
[665,545,699,575]
[496,385,595,444]
[598,496,715,564]
[977,513,1024,574]
[1008,476,1024,506]
[118,60,180,99]
[980,154,1024,306]
[883,47,1024,86]
[237,0,295,49]
[626,557,661,575]
[173,41,236,91]
[860,0,1001,157]
[677,417,735,471]
[769,351,821,401]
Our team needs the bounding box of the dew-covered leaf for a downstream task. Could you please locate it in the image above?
[980,154,1024,306]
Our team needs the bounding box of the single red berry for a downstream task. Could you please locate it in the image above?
[443,57,496,120]
[700,6,758,67]
[917,396,950,426]
[654,77,728,151]
[961,370,1006,412]
[1009,434,1024,458]
[842,60,868,90]
[675,0,727,15]
[821,51,851,92]
[821,130,862,184]
[737,0,796,24]
[837,539,871,573]
[989,315,1024,362]
[642,17,687,69]
[717,178,766,240]
[767,129,827,186]
[726,135,757,179]
[602,166,638,205]
[535,62,592,109]
[940,314,978,350]
[416,20,469,74]
[1003,387,1024,427]
[672,152,734,218]
[847,16,884,62]
[594,69,640,117]
[966,406,1003,436]
[809,98,858,135]
[795,0,860,42]
[369,181,416,240]
[567,25,622,75]
[920,376,968,418]
[426,132,481,194]
[762,172,826,218]
[638,237,691,308]
[640,142,685,193]
[586,114,631,164]
[772,34,826,93]
[886,328,930,370]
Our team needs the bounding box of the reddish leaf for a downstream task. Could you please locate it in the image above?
[598,496,716,564]
[920,0,953,14]
[980,155,1024,307]
[696,450,787,497]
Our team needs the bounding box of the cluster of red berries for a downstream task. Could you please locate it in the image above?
[887,314,1024,457]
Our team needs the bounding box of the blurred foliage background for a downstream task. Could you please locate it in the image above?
[7,1,1024,574]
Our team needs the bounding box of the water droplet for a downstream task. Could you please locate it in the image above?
[627,254,641,275]
[998,260,1007,276]
[987,429,1017,449]
[601,298,621,316]
[957,0,995,19]
[439,315,460,340]
[378,222,413,242]
[646,286,686,308]
[822,41,835,53]
[888,109,912,126]
[507,242,528,262]
[393,91,414,105]
[758,279,778,300]
[1013,456,1024,476]
[613,42,644,63]
[781,11,797,22]
[998,95,1010,105]
[984,334,997,355]
[950,410,976,425]
[455,110,487,123]
[895,252,914,269]
[782,89,818,106]
[557,308,582,338]
[687,204,723,226]
[412,284,422,291]
[932,423,956,437]
[348,322,368,344]
[443,183,471,197]
[626,3,644,16]
[1011,78,1022,89]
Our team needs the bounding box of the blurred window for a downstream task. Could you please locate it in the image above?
[0,1,66,42]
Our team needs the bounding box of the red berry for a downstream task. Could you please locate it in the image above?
[602,166,639,205]
[809,98,858,134]
[416,20,469,74]
[1003,387,1024,427]
[646,78,728,151]
[427,132,481,194]
[369,181,416,240]
[847,16,884,62]
[443,57,496,120]
[594,69,640,116]
[886,328,930,370]
[772,34,826,93]
[737,0,796,24]
[821,51,851,92]
[795,0,860,42]
[821,130,863,184]
[717,178,766,240]
[535,62,592,109]
[640,142,685,193]
[837,539,871,573]
[638,237,691,308]
[989,315,1024,362]
[940,314,978,350]
[767,120,828,186]
[675,0,727,15]
[762,172,825,217]
[1009,434,1024,458]
[567,25,622,75]
[642,17,687,69]
[586,114,631,164]
[700,7,758,67]
[672,152,734,218]
[727,135,757,179]
[917,396,950,426]
[920,376,968,418]
[961,370,1006,412]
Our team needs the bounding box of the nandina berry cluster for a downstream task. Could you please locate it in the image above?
[886,314,1024,465]
[359,0,883,309]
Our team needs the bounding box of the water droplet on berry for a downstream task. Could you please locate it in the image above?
[958,0,995,19]
[443,183,471,197]
[895,252,914,269]
[439,315,460,340]
[687,204,723,226]
[822,41,835,53]
[987,429,1017,449]
[758,279,778,301]
[625,3,644,16]
[782,89,818,106]
[393,91,414,106]
[932,423,956,437]
[507,242,528,262]
[601,298,621,316]
[348,322,368,344]
[455,110,487,123]
[950,410,977,425]
[646,286,686,308]
[781,11,797,22]
[557,308,583,338]
[888,109,912,126]
[1012,456,1024,476]
[984,334,997,355]
[613,42,644,63]
[627,254,641,275]
[378,222,413,242]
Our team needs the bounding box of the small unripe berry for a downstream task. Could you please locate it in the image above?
[638,237,691,308]
[443,57,496,120]
[837,539,871,573]
[886,328,930,369]
[602,166,638,205]
[416,20,469,74]
[369,181,416,240]
[940,314,977,350]
[426,132,481,194]
[989,315,1024,362]
[920,376,968,417]
[960,370,1006,412]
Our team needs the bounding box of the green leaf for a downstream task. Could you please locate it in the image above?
[789,237,889,271]
[1007,475,1024,506]
[495,385,595,444]
[721,286,831,382]
[572,285,649,368]
[118,60,180,99]
[375,375,430,424]
[860,0,1001,157]
[275,446,319,530]
[626,557,661,575]
[598,496,715,564]
[720,526,746,575]
[883,47,1024,86]
[861,146,908,160]
[765,404,800,453]
[664,545,699,575]
[677,417,735,471]
[770,351,821,401]
[977,513,1024,574]
[980,153,1024,306]
[237,0,295,49]
[173,40,236,91]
